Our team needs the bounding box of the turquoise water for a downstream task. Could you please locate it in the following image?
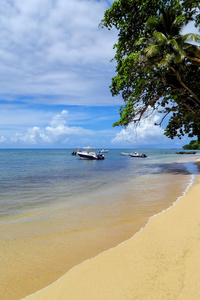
[1,148,200,300]
[0,148,199,220]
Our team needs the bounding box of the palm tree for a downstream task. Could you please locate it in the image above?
[136,4,200,64]
[135,4,200,103]
[135,3,200,141]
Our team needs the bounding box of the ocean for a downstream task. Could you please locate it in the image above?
[0,148,199,299]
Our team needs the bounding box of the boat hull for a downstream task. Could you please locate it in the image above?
[78,153,96,160]
[129,154,147,158]
[77,152,105,160]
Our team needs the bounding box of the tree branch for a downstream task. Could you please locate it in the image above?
[157,111,171,126]
[184,55,200,64]
[133,95,161,123]
[169,65,200,104]
[168,83,199,110]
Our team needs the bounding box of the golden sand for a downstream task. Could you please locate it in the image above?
[24,175,200,300]
[1,172,189,300]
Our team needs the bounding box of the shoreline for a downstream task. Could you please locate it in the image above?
[1,155,194,299]
[23,160,200,300]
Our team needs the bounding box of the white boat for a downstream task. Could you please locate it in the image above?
[129,152,147,158]
[77,147,105,160]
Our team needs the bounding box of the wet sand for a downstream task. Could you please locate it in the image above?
[24,169,200,299]
[0,171,191,300]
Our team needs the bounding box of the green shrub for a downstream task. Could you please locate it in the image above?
[183,140,200,149]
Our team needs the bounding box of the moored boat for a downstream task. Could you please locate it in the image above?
[129,152,147,158]
[77,147,105,160]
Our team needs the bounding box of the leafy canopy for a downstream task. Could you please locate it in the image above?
[101,0,200,141]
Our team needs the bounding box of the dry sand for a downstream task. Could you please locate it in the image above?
[24,173,200,299]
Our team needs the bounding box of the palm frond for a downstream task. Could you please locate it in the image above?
[173,53,185,63]
[134,37,147,46]
[172,15,187,29]
[182,33,200,44]
[152,32,167,43]
[146,16,161,31]
[144,45,162,57]
[184,44,200,58]
[167,38,182,53]
[158,53,173,67]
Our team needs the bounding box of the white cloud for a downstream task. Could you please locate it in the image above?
[11,110,93,145]
[0,108,190,148]
[182,21,200,35]
[12,127,51,144]
[49,110,68,127]
[112,116,166,145]
[0,0,118,105]
[111,114,191,148]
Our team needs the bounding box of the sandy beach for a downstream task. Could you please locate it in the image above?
[24,163,200,300]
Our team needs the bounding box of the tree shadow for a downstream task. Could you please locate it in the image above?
[154,161,200,176]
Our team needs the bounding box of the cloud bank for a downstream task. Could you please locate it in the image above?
[10,110,93,145]
[112,115,185,147]
[0,0,118,106]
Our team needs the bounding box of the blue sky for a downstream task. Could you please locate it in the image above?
[0,0,198,149]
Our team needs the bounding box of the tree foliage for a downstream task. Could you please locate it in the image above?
[183,139,200,149]
[182,0,200,26]
[101,0,200,141]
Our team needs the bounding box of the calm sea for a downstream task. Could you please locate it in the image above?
[0,148,198,219]
[0,148,199,299]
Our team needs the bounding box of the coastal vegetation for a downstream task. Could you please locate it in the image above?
[183,139,200,149]
[101,0,200,141]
